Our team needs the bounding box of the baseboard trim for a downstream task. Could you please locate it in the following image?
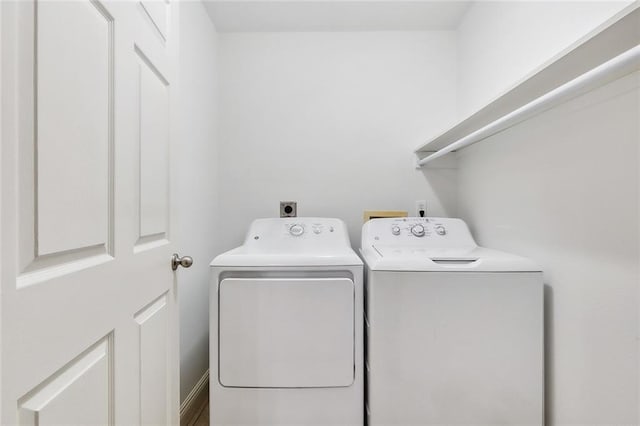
[180,369,209,426]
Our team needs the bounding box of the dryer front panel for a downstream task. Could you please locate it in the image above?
[219,277,355,388]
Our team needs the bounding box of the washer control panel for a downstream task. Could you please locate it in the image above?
[385,219,446,238]
[410,224,426,237]
[362,217,476,248]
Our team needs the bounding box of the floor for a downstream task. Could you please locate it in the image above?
[187,396,209,426]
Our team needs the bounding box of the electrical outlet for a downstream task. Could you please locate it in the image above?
[280,201,297,218]
[416,200,427,218]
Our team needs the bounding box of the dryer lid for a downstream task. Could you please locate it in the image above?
[211,247,362,267]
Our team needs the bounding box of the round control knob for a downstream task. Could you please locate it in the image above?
[289,224,304,236]
[391,225,401,236]
[411,224,425,237]
[435,225,446,236]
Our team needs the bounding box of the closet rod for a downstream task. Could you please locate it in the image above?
[416,44,640,168]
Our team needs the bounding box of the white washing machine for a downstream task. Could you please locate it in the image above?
[210,218,363,426]
[361,217,544,425]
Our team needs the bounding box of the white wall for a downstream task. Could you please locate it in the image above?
[457,70,639,423]
[456,0,634,118]
[455,3,640,423]
[217,31,458,249]
[176,1,219,403]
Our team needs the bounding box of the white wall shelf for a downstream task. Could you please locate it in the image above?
[415,4,640,168]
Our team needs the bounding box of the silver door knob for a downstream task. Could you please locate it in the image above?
[171,253,193,271]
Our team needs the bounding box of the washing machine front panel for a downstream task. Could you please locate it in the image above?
[219,277,355,388]
[366,271,544,425]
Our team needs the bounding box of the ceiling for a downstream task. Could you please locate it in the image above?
[202,1,473,32]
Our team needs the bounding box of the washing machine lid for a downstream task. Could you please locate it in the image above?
[363,245,540,272]
[360,217,539,272]
[211,217,363,267]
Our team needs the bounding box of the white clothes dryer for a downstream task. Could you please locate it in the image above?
[361,217,544,425]
[210,218,363,426]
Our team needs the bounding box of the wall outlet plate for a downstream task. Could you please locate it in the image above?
[280,201,297,217]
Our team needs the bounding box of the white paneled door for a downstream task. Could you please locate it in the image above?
[1,1,182,424]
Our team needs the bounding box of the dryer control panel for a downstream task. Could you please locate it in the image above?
[362,217,477,249]
[285,221,335,237]
[243,218,352,253]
